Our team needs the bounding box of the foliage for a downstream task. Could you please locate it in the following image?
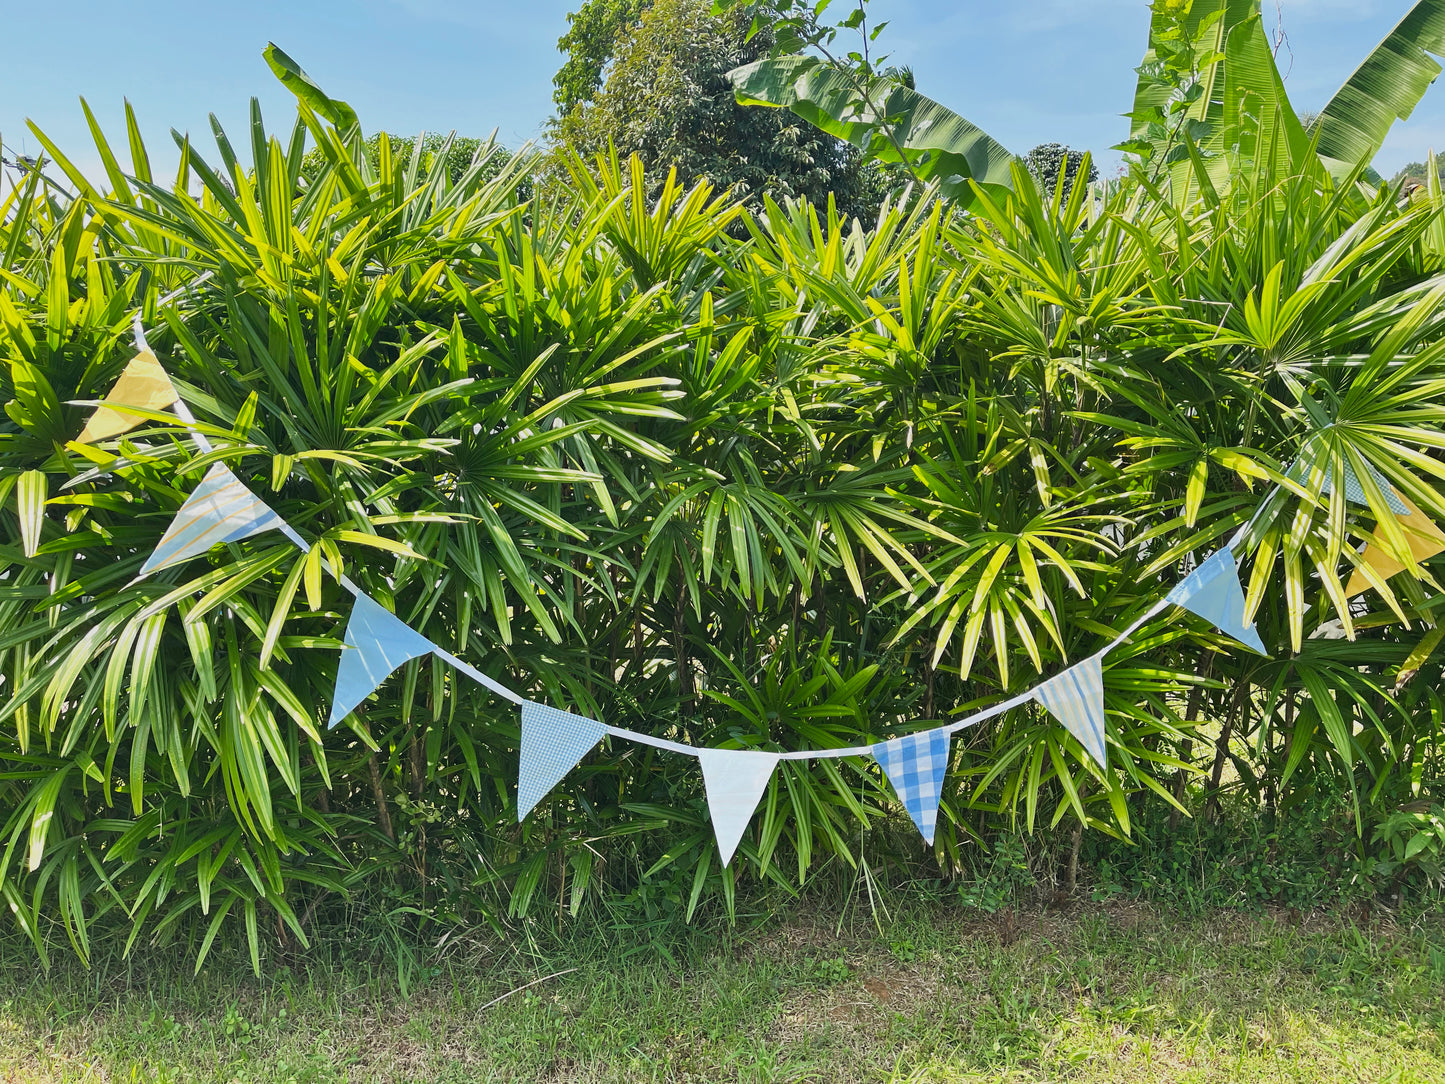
[299,131,514,190]
[722,0,1017,208]
[551,0,882,221]
[1023,143,1098,197]
[4,30,1445,978]
[553,0,653,116]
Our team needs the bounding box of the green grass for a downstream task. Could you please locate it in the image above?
[1,900,1443,1082]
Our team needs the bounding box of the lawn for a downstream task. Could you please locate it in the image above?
[2,900,1442,1082]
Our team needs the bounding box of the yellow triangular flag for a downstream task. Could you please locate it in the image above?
[1345,496,1445,597]
[76,350,179,443]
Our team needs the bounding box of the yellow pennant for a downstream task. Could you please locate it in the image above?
[76,349,179,444]
[1345,496,1445,597]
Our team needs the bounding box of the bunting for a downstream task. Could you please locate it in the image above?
[140,464,287,576]
[1166,546,1267,655]
[76,349,179,444]
[1321,459,1410,515]
[697,750,780,866]
[1345,495,1445,597]
[105,335,1445,864]
[872,730,951,845]
[517,702,608,820]
[1033,655,1108,769]
[328,592,438,727]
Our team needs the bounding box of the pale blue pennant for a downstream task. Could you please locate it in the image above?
[140,463,286,576]
[1166,545,1267,655]
[872,729,951,845]
[328,592,438,727]
[517,701,608,821]
[697,749,780,867]
[1034,655,1107,769]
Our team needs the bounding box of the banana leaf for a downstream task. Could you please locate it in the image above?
[727,55,1016,207]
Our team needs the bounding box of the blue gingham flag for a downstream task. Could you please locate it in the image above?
[1322,460,1409,514]
[328,592,438,727]
[1166,545,1267,655]
[1034,655,1107,769]
[140,463,285,576]
[872,729,950,845]
[517,702,607,821]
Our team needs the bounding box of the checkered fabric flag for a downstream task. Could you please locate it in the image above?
[871,729,951,845]
[1034,655,1108,769]
[517,701,607,821]
[1320,460,1409,514]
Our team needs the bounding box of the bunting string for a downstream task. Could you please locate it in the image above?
[76,289,1432,865]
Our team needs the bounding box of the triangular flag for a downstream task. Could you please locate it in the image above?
[1034,655,1108,769]
[1166,546,1267,655]
[140,463,286,576]
[872,729,950,845]
[327,593,438,727]
[697,749,780,867]
[1321,459,1409,515]
[76,350,179,443]
[517,702,608,821]
[1345,496,1445,597]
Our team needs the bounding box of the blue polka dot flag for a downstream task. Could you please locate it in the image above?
[518,702,608,821]
[1165,545,1267,655]
[328,593,438,728]
[140,463,286,576]
[872,729,951,845]
[1034,655,1108,769]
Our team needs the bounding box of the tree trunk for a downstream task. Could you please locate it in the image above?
[368,752,396,843]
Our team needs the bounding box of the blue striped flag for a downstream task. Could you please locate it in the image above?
[1034,655,1107,769]
[141,464,285,576]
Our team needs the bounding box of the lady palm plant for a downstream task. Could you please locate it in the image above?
[2,48,1445,973]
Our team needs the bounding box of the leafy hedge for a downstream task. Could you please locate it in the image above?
[2,61,1444,971]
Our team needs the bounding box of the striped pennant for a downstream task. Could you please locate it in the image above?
[1033,655,1107,769]
[140,464,286,576]
[328,593,438,727]
[517,702,607,821]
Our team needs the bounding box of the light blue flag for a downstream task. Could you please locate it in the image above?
[872,729,950,845]
[1166,546,1267,655]
[1034,655,1108,769]
[328,593,438,727]
[140,463,286,576]
[517,702,608,821]
[1321,460,1409,514]
[698,749,780,867]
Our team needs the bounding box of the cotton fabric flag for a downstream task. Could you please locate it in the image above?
[1321,460,1409,515]
[697,749,780,866]
[76,350,179,444]
[328,592,438,727]
[872,729,950,845]
[1034,655,1108,769]
[140,463,287,576]
[1165,546,1267,655]
[1345,496,1445,597]
[517,701,608,820]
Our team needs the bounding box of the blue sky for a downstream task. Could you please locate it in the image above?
[3,1,1443,186]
